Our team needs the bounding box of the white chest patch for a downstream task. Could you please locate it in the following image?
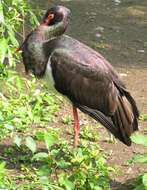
[43,58,69,102]
[44,60,57,93]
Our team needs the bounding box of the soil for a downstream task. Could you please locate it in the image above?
[105,66,147,190]
[56,66,147,190]
[1,65,147,190]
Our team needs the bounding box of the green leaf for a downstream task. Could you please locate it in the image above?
[7,47,14,66]
[4,124,14,131]
[0,161,6,171]
[130,154,147,164]
[14,135,22,147]
[25,136,37,153]
[140,114,147,121]
[59,174,75,190]
[0,1,4,23]
[142,173,147,187]
[48,185,64,190]
[37,165,51,176]
[134,184,146,190]
[131,134,147,147]
[56,159,71,169]
[27,108,33,121]
[62,115,72,125]
[32,152,48,161]
[0,39,8,64]
[6,25,19,46]
[29,10,39,26]
[39,176,50,186]
[35,131,44,141]
[44,133,58,149]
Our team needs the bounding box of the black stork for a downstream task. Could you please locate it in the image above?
[20,6,139,147]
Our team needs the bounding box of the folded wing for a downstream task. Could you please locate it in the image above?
[49,47,139,146]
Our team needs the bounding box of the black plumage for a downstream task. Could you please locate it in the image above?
[20,6,139,146]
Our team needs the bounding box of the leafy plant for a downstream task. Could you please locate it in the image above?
[80,125,99,142]
[62,115,72,125]
[0,69,60,140]
[4,127,113,190]
[140,114,147,122]
[0,162,15,189]
[32,130,112,190]
[0,0,40,66]
[129,133,147,190]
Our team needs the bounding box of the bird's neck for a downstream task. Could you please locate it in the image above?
[40,21,66,41]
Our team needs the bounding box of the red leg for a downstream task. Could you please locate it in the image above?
[73,106,80,147]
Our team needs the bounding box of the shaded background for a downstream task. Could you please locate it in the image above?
[32,0,147,67]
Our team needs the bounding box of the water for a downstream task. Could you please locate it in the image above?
[34,0,147,67]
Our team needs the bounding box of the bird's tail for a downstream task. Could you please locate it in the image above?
[75,92,139,146]
[111,93,139,146]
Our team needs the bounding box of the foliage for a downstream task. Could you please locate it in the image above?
[34,132,111,190]
[0,0,39,66]
[140,114,147,122]
[0,64,113,190]
[11,129,111,190]
[0,162,15,189]
[129,133,147,190]
[0,69,60,140]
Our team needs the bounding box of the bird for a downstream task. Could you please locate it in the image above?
[20,5,139,147]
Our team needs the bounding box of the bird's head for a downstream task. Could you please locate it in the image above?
[40,6,71,30]
[17,6,71,52]
[19,6,71,79]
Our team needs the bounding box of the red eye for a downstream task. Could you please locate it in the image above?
[48,14,54,20]
[40,13,55,26]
